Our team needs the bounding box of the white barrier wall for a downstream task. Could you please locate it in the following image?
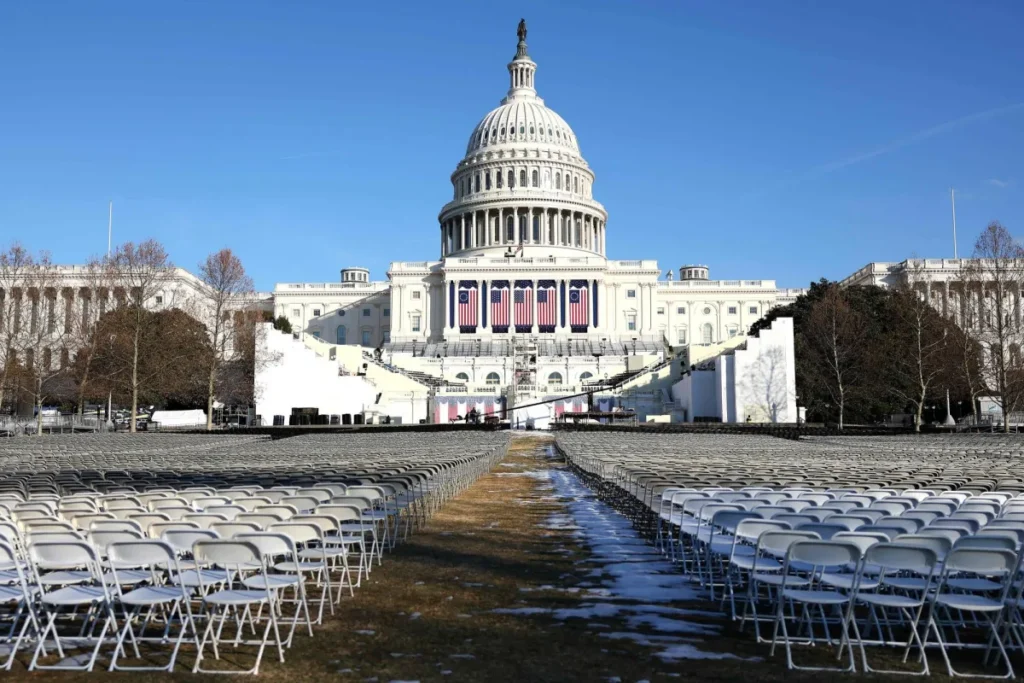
[671,317,796,423]
[255,325,378,424]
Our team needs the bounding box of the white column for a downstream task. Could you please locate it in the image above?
[531,279,538,332]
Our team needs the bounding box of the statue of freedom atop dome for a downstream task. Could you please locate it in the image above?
[517,19,527,43]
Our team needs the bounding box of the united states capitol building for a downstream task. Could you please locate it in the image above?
[35,22,982,427]
[254,22,810,426]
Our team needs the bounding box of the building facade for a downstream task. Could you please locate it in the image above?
[272,22,804,395]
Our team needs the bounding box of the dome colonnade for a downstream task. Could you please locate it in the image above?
[438,19,607,258]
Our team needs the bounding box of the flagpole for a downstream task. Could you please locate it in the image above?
[951,188,958,259]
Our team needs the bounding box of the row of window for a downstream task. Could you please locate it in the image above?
[325,325,390,346]
[453,371,594,385]
[474,123,574,148]
[296,307,390,319]
[621,292,760,318]
[454,168,587,199]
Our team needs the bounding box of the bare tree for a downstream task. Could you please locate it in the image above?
[803,284,867,430]
[0,244,38,417]
[107,240,174,432]
[888,264,951,431]
[197,249,254,430]
[960,222,1024,431]
[17,257,77,435]
[739,344,791,423]
[70,256,118,417]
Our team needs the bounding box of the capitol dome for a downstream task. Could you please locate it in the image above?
[438,20,607,260]
[466,99,580,156]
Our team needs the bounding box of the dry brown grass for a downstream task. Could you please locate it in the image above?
[17,434,1002,681]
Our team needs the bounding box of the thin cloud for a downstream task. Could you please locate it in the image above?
[988,178,1011,188]
[741,101,1024,200]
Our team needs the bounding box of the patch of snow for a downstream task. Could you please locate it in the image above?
[656,644,761,661]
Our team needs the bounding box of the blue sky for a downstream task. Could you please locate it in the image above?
[2,1,1021,290]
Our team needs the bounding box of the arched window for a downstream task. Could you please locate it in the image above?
[702,323,713,344]
[580,371,594,382]
[500,126,506,136]
[336,326,347,344]
[555,174,561,190]
[496,171,503,189]
[485,172,492,190]
[531,170,538,187]
[548,372,563,385]
[573,176,578,193]
[507,170,515,188]
[506,215,514,242]
[529,125,535,135]
[485,372,501,385]
[565,173,571,190]
[519,214,528,243]
[455,372,469,382]
[519,169,527,187]
[532,215,540,242]
[474,174,480,193]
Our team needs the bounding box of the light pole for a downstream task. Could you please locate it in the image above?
[944,388,956,426]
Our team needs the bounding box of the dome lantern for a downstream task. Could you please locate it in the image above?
[504,19,537,101]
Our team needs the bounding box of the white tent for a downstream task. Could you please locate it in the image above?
[150,409,207,428]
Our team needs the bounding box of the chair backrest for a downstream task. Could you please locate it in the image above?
[163,528,219,554]
[149,521,200,537]
[183,513,230,529]
[832,532,886,553]
[864,542,938,576]
[734,519,790,543]
[235,531,296,558]
[107,539,181,579]
[210,522,260,538]
[890,533,952,560]
[205,505,245,520]
[942,548,1018,581]
[29,540,100,571]
[266,522,321,545]
[757,530,820,557]
[774,514,818,527]
[313,505,362,523]
[191,540,265,589]
[236,513,284,530]
[785,540,861,571]
[796,523,848,540]
[343,487,384,503]
[704,508,750,529]
[253,505,298,520]
[280,496,320,513]
[90,519,143,533]
[89,529,144,553]
[918,526,965,543]
[954,535,1018,552]
[820,515,866,531]
[854,525,901,541]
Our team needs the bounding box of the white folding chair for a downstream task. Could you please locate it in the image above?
[853,542,939,675]
[769,540,863,673]
[28,541,117,672]
[106,540,199,672]
[922,547,1018,679]
[0,541,37,670]
[191,539,286,675]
